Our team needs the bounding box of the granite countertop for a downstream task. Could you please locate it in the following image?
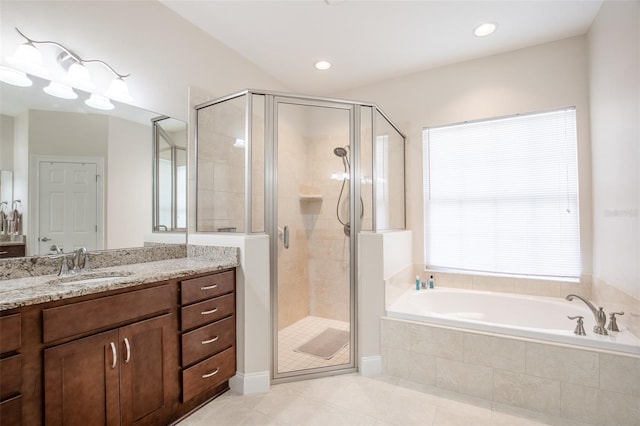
[0,256,238,311]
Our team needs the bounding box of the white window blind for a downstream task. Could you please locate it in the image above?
[423,108,581,278]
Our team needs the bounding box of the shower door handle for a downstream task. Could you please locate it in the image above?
[283,225,289,249]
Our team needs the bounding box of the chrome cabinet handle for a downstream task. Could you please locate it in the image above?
[110,342,117,369]
[200,284,218,291]
[202,368,219,379]
[0,251,8,255]
[283,225,289,249]
[124,337,131,364]
[201,308,218,315]
[202,336,219,345]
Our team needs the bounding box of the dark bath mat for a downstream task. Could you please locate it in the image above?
[294,328,350,360]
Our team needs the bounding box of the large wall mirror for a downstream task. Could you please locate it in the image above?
[0,75,187,256]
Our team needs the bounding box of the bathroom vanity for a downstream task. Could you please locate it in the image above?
[0,251,238,425]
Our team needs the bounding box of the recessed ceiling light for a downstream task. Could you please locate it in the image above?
[314,60,332,70]
[474,22,498,37]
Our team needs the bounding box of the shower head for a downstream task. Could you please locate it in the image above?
[333,146,349,157]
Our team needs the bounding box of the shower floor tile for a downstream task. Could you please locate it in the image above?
[277,315,350,373]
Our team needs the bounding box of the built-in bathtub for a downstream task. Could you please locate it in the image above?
[381,287,640,425]
[387,287,640,355]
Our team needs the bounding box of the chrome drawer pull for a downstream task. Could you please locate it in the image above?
[201,336,219,345]
[124,337,131,364]
[202,368,219,379]
[201,308,218,315]
[0,251,8,255]
[110,342,117,369]
[200,284,218,291]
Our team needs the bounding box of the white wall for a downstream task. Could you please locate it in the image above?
[336,36,593,283]
[0,1,289,122]
[106,116,152,249]
[0,115,14,170]
[588,0,640,299]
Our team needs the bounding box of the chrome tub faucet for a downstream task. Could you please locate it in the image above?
[565,294,608,335]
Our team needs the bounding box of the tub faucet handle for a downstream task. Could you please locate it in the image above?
[607,312,624,332]
[567,315,586,336]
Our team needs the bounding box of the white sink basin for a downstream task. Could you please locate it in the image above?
[48,271,133,285]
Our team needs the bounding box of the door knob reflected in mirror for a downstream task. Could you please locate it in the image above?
[41,237,51,242]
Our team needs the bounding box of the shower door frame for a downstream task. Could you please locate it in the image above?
[268,95,360,383]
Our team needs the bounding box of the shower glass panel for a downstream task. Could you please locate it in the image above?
[375,111,406,230]
[360,106,373,231]
[251,94,266,233]
[274,99,354,377]
[195,89,405,383]
[196,94,247,233]
[153,117,187,232]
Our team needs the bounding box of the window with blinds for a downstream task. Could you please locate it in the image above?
[423,107,581,278]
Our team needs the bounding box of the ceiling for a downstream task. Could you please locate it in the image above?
[161,0,603,96]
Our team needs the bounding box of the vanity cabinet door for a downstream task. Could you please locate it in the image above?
[119,314,172,426]
[44,329,121,426]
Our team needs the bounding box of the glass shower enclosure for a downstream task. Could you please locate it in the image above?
[195,90,405,382]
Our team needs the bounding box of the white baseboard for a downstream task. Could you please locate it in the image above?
[229,370,270,394]
[359,356,382,376]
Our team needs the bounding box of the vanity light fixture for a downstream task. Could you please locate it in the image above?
[314,60,332,70]
[85,93,115,110]
[474,22,498,37]
[0,65,32,87]
[3,27,133,106]
[43,81,78,99]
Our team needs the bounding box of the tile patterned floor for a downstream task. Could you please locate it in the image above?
[277,315,351,373]
[177,373,592,426]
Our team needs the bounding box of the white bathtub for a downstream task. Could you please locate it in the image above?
[387,287,640,355]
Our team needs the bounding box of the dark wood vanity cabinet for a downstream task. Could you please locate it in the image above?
[0,268,236,425]
[42,284,177,426]
[0,313,22,426]
[0,243,25,259]
[44,314,173,426]
[179,270,236,405]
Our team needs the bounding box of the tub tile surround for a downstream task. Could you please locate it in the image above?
[381,318,640,426]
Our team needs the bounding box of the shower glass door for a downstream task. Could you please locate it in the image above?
[272,98,356,380]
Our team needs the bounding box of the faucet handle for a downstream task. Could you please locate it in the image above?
[568,315,586,336]
[607,312,624,332]
[55,254,69,277]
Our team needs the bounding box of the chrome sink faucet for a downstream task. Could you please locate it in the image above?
[72,247,90,274]
[565,294,608,335]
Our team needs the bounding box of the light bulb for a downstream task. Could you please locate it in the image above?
[314,60,332,70]
[6,42,47,77]
[43,81,78,99]
[0,66,32,87]
[106,77,132,103]
[67,62,95,91]
[85,94,114,110]
[474,22,498,37]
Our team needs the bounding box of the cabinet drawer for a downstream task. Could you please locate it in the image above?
[0,244,25,258]
[182,346,235,402]
[0,394,22,426]
[181,293,235,332]
[43,284,172,343]
[0,314,21,353]
[180,271,234,305]
[182,316,235,367]
[0,354,21,400]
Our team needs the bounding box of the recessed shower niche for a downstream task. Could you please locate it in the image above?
[195,90,405,381]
